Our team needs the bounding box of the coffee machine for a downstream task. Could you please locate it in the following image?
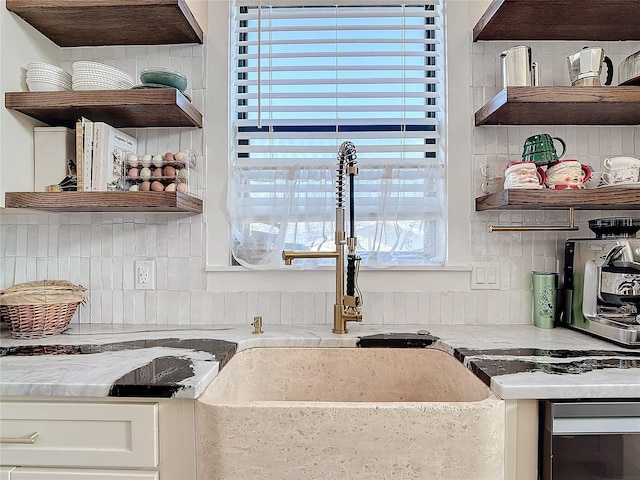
[561,217,640,347]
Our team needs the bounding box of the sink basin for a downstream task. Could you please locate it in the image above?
[196,347,505,479]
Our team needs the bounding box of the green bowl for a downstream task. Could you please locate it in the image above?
[139,67,188,92]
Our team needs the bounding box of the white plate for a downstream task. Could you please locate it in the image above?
[74,71,134,84]
[596,181,640,189]
[72,77,133,88]
[72,82,130,91]
[27,80,71,92]
[27,74,72,85]
[27,63,69,75]
[72,61,134,83]
[27,69,72,81]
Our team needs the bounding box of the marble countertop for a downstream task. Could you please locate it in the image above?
[1,323,638,400]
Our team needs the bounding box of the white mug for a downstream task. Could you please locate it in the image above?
[601,167,640,185]
[503,161,545,189]
[481,177,505,194]
[603,156,640,171]
[583,170,605,189]
[480,162,506,179]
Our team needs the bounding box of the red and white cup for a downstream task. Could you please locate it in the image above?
[545,159,592,190]
[503,161,546,189]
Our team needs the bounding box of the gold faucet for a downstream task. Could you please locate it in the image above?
[282,142,363,334]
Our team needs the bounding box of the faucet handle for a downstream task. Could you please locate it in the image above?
[344,295,359,308]
[343,300,363,323]
[251,316,263,334]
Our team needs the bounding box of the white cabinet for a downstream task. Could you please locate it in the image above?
[0,467,14,480]
[504,399,538,480]
[0,400,159,478]
[0,401,158,468]
[10,469,158,479]
[0,398,196,480]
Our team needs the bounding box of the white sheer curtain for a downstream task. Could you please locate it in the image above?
[228,0,446,269]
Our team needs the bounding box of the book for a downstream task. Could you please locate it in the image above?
[82,118,94,191]
[74,117,93,192]
[75,119,84,191]
[91,122,137,191]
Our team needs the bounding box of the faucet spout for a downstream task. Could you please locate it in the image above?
[282,250,340,266]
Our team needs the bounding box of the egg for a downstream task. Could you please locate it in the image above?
[140,154,153,168]
[139,167,152,181]
[127,153,139,168]
[175,151,187,165]
[151,181,165,192]
[127,167,139,179]
[128,184,139,192]
[176,183,188,192]
[164,152,175,163]
[152,154,164,168]
[152,167,163,179]
[165,183,177,192]
[139,181,151,192]
[163,165,176,179]
[176,168,187,182]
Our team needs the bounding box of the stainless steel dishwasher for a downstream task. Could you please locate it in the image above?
[541,400,640,480]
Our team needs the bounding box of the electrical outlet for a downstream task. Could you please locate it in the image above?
[135,260,155,290]
[471,262,500,290]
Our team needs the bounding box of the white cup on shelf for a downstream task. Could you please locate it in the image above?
[603,156,640,171]
[601,167,640,185]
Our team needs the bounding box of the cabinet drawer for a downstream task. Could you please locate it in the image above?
[10,468,158,480]
[0,401,158,468]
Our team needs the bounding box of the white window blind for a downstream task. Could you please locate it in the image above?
[228,0,445,268]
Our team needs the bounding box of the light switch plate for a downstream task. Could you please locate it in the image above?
[471,262,500,290]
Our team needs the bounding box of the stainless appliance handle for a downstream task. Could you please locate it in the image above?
[546,402,640,435]
[552,417,640,435]
[596,244,624,267]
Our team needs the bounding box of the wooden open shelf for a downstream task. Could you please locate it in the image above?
[475,87,640,126]
[5,192,203,214]
[6,0,203,46]
[473,0,640,41]
[5,90,202,129]
[476,188,640,211]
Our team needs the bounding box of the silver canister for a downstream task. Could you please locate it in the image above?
[566,47,613,86]
[500,45,537,88]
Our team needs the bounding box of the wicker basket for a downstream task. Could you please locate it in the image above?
[0,280,87,339]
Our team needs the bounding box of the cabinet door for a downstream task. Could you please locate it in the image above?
[0,467,15,480]
[0,401,158,468]
[11,469,158,480]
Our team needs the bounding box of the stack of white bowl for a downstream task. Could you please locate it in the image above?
[72,61,134,91]
[26,63,72,92]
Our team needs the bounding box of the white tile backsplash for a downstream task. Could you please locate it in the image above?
[471,39,640,234]
[2,27,640,327]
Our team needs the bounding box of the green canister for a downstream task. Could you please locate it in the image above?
[532,271,558,329]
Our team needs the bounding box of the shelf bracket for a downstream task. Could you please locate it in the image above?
[488,207,579,233]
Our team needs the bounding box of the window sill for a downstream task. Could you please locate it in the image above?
[205,264,472,273]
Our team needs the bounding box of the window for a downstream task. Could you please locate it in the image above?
[228,0,445,269]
